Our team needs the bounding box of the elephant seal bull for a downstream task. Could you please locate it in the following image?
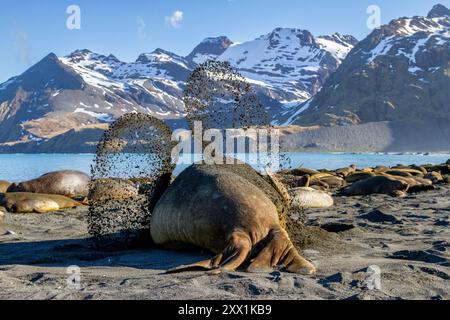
[150,164,316,275]
[0,193,81,213]
[7,171,90,198]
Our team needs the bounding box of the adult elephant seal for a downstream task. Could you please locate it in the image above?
[151,164,316,275]
[8,171,90,198]
[0,193,81,214]
[341,176,408,197]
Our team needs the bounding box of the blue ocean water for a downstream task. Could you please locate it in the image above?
[0,152,448,183]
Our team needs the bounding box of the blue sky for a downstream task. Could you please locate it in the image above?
[0,0,449,82]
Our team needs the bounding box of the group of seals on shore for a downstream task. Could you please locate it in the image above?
[0,171,89,214]
[277,162,450,197]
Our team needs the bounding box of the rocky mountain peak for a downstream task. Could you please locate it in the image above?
[263,28,316,46]
[186,36,233,64]
[136,49,185,64]
[427,4,450,18]
[319,33,359,47]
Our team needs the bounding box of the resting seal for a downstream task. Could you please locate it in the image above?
[424,172,444,184]
[345,172,376,183]
[151,164,316,275]
[289,187,334,209]
[0,180,11,193]
[0,193,81,213]
[88,178,139,202]
[334,165,357,177]
[341,176,408,197]
[8,171,90,198]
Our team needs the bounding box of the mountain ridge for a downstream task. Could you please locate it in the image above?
[283,3,450,127]
[0,28,357,151]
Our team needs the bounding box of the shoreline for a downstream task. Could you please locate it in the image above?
[1,152,450,183]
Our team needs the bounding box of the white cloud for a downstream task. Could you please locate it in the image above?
[165,10,184,28]
[137,17,147,39]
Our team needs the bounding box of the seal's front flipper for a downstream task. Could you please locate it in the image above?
[247,228,316,275]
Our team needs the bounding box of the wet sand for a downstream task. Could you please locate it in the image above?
[0,186,449,300]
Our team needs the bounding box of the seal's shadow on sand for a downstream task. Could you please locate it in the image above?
[0,236,211,271]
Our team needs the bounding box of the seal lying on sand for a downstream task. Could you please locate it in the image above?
[151,164,316,275]
[7,171,90,198]
[289,187,334,209]
[0,193,81,213]
[88,179,139,202]
[345,172,376,183]
[341,176,408,197]
[0,180,11,193]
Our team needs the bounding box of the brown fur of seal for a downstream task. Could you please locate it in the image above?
[373,165,390,173]
[424,165,450,175]
[341,176,408,197]
[386,169,424,177]
[0,193,81,213]
[318,176,345,189]
[0,180,11,193]
[150,164,316,275]
[392,165,427,175]
[345,172,376,183]
[7,171,90,198]
[309,179,330,190]
[88,178,139,202]
[385,170,413,178]
[311,173,333,180]
[424,172,444,184]
[276,174,310,189]
[334,165,357,177]
[289,167,320,176]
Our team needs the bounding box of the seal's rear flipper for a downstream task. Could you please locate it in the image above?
[247,228,316,275]
[165,256,221,274]
[166,231,252,274]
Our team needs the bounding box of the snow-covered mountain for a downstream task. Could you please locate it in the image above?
[0,29,357,151]
[186,36,234,64]
[220,29,356,102]
[282,4,450,127]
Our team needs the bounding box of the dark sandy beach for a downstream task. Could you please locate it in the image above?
[1,184,448,300]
